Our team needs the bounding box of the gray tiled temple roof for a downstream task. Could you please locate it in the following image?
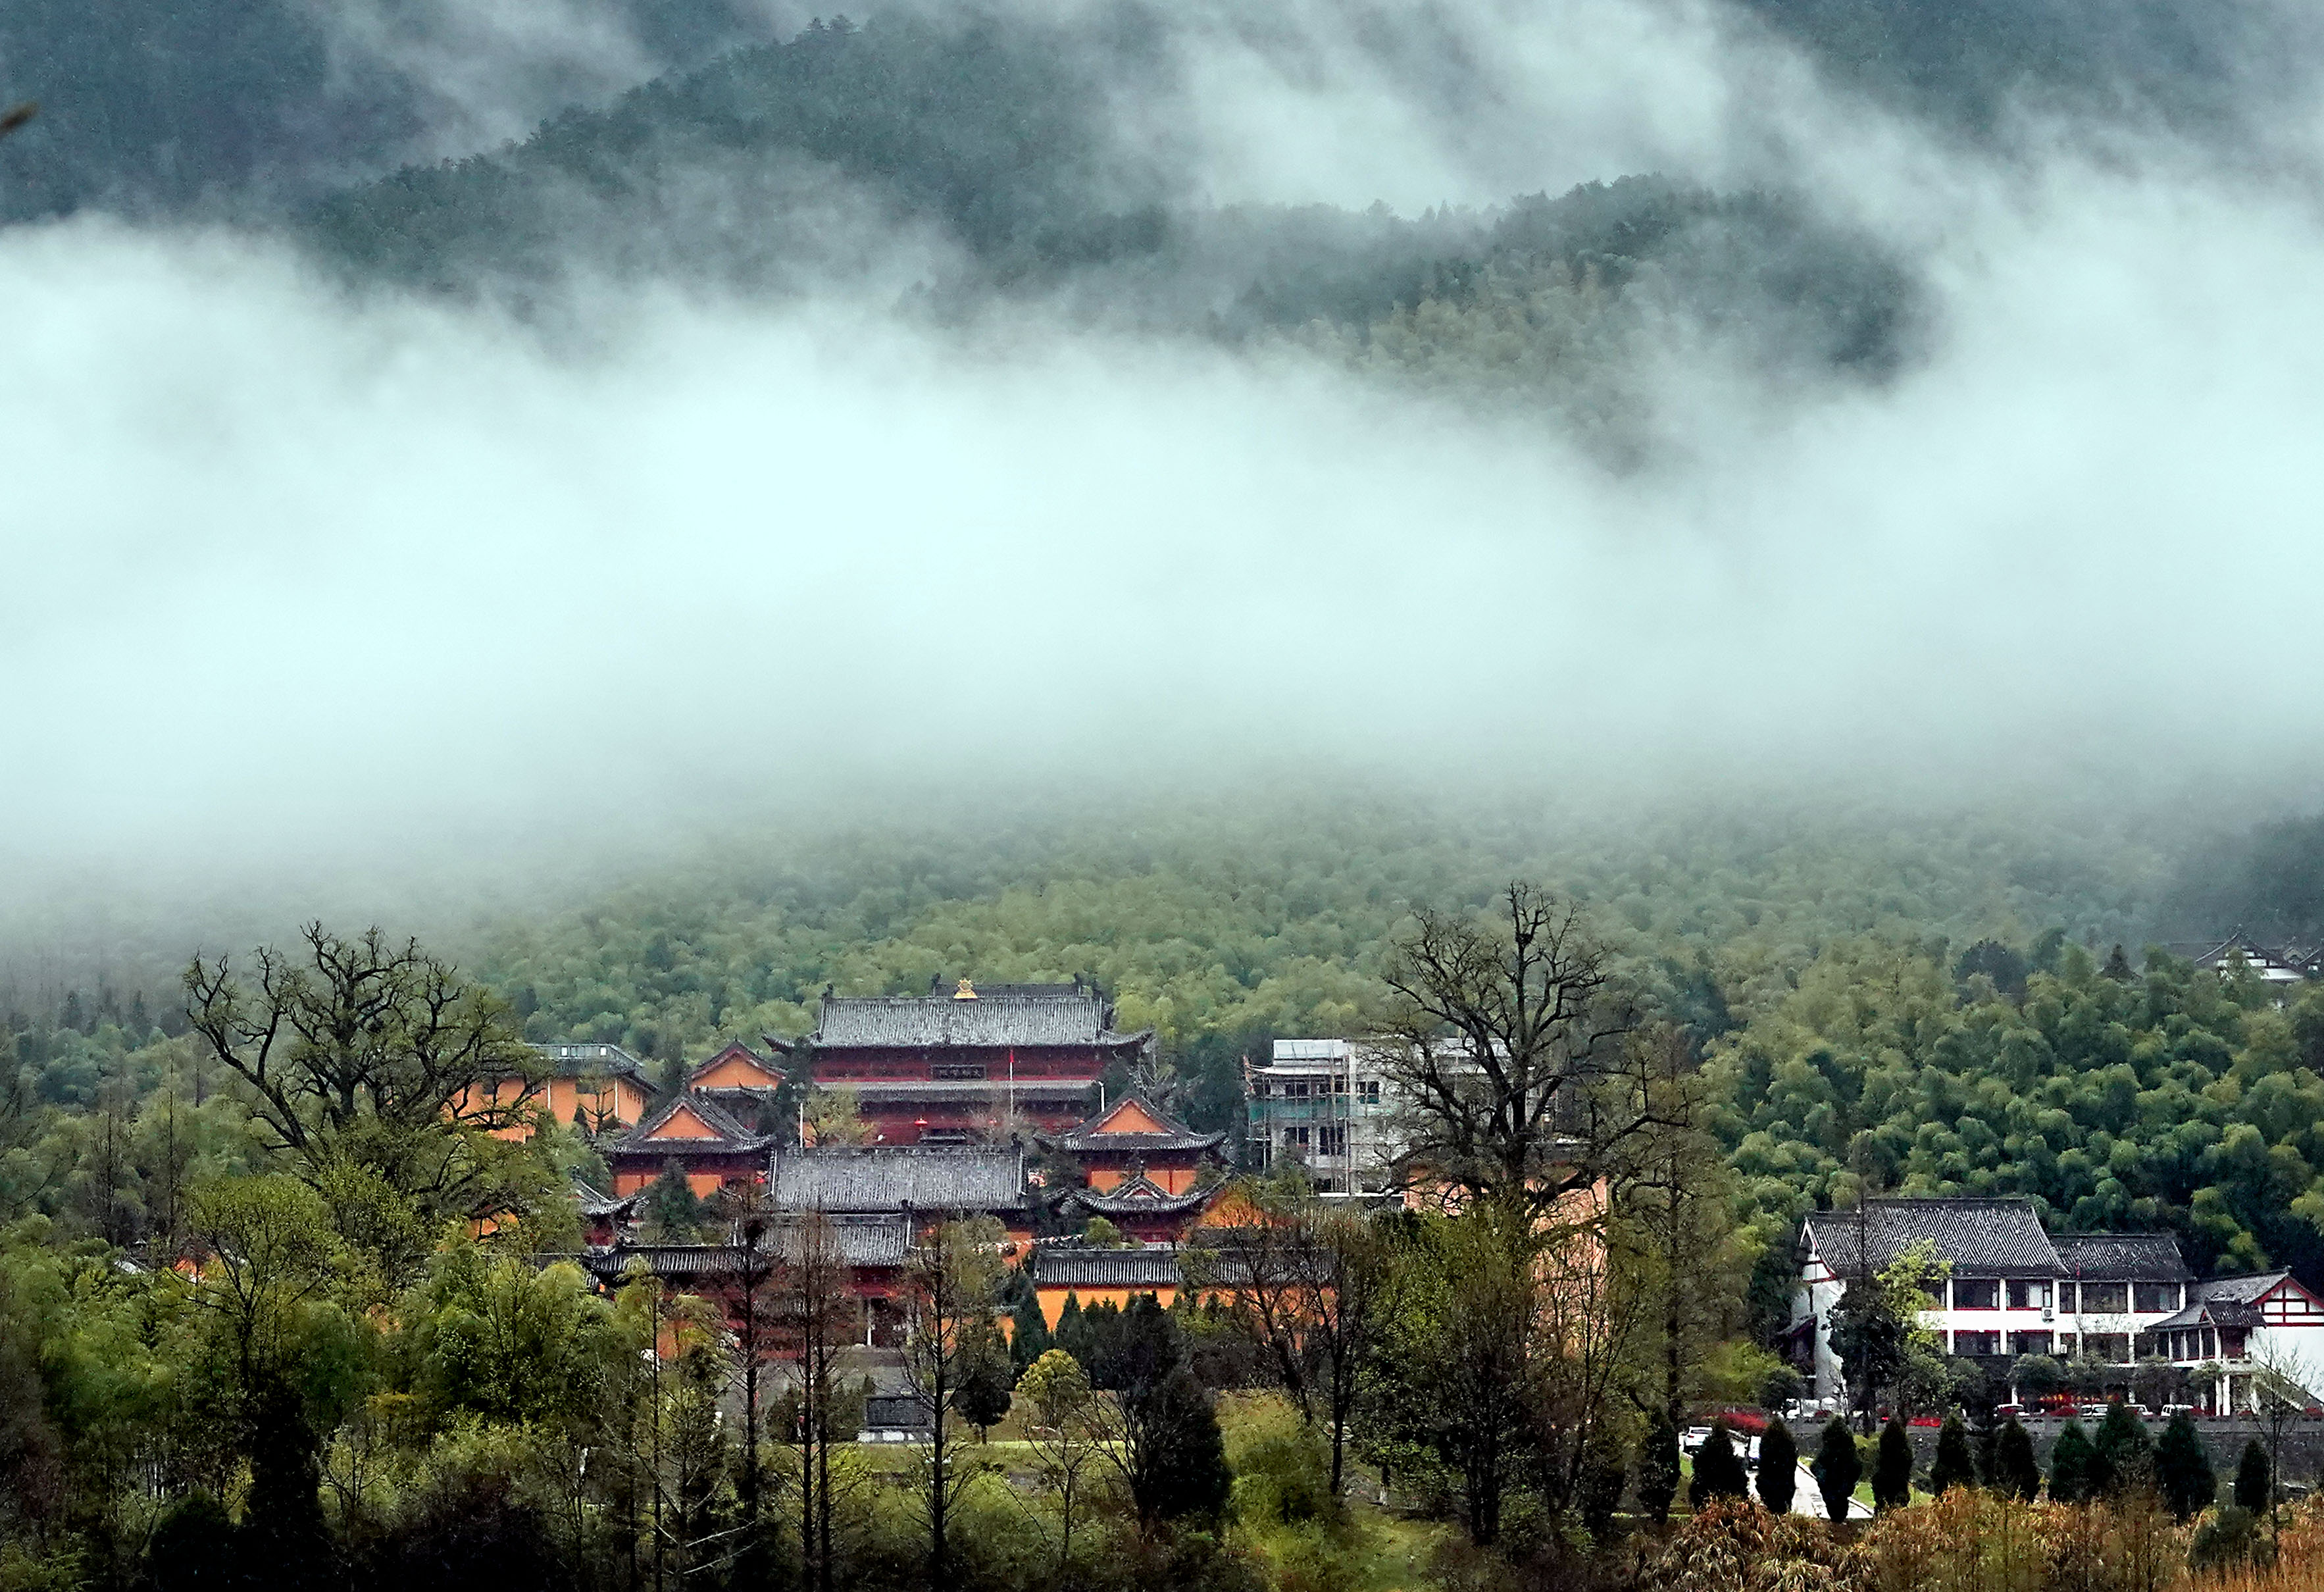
[1069,1176,1217,1218]
[813,987,1151,1052]
[530,1042,653,1080]
[770,1147,1024,1213]
[1028,1245,1185,1290]
[1048,1092,1225,1154]
[613,1091,776,1154]
[2052,1231,2192,1281]
[1802,1198,2061,1277]
[2198,1271,2292,1305]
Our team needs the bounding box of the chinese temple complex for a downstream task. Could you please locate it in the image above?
[771,978,1153,1145]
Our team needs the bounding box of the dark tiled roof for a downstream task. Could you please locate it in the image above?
[571,1177,642,1219]
[531,1042,653,1081]
[611,1091,776,1156]
[1069,1176,1217,1218]
[1049,1092,1225,1155]
[770,1147,1024,1214]
[2198,1271,2290,1304]
[2053,1231,2193,1282]
[575,1245,764,1282]
[814,988,1151,1052]
[1027,1245,1185,1290]
[760,1214,910,1266]
[1802,1198,2060,1277]
[687,1042,784,1091]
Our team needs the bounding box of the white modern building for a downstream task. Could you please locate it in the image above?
[1245,1038,1403,1196]
[1790,1198,2324,1412]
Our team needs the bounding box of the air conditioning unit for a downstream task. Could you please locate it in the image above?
[2042,1306,2055,1322]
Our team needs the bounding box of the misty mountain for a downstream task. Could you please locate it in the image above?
[294,9,1921,423]
[0,0,783,222]
[1738,0,2312,145]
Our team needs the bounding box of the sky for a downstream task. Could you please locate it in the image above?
[5,0,2324,923]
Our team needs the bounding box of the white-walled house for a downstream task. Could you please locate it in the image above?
[1784,1198,2324,1411]
[2145,1270,2324,1414]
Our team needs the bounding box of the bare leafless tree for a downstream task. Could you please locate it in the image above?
[183,924,542,1231]
[1377,883,1644,1225]
[901,1215,1005,1587]
[779,1208,861,1592]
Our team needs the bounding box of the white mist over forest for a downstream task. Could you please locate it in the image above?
[5,0,2323,905]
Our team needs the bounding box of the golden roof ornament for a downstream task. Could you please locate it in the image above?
[953,978,978,1000]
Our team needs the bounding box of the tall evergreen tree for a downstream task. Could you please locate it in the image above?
[1872,1418,1913,1511]
[1688,1421,1750,1506]
[2094,1400,2152,1496]
[2156,1412,2216,1522]
[1757,1417,1798,1514]
[1009,1289,1053,1379]
[2235,1439,2272,1513]
[1638,1413,1680,1524]
[2049,1420,2098,1503]
[1814,1417,1861,1520]
[1054,1293,1093,1367]
[1929,1414,1975,1496]
[1994,1417,2042,1501]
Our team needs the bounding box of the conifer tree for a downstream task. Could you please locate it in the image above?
[1054,1293,1093,1367]
[2235,1439,2271,1514]
[1929,1414,1975,1496]
[1009,1289,1053,1379]
[1994,1417,2042,1500]
[1872,1418,1913,1511]
[2050,1420,2098,1503]
[1814,1417,1861,1520]
[1757,1417,1798,1514]
[2094,1400,2152,1495]
[1689,1421,1750,1506]
[1638,1413,1680,1524]
[2156,1412,2216,1522]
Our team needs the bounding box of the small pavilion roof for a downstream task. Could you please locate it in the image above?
[612,1091,776,1156]
[1068,1175,1218,1219]
[1046,1092,1225,1155]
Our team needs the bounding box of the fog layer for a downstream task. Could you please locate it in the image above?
[5,0,2323,895]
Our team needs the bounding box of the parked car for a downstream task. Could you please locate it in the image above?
[1994,1403,2029,1420]
[2077,1404,2110,1420]
[2161,1404,2196,1418]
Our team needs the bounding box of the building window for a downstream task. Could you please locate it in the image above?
[2007,1331,2054,1356]
[2084,1333,2130,1362]
[1954,1331,2000,1355]
[1286,1082,1311,1098]
[1359,1080,1381,1104]
[2133,1281,2180,1313]
[1286,1127,1309,1149]
[1318,1125,1347,1156]
[2007,1279,2050,1310]
[2081,1281,2130,1314]
[1954,1279,2000,1310]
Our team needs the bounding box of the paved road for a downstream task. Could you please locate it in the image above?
[1781,1463,1871,1519]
